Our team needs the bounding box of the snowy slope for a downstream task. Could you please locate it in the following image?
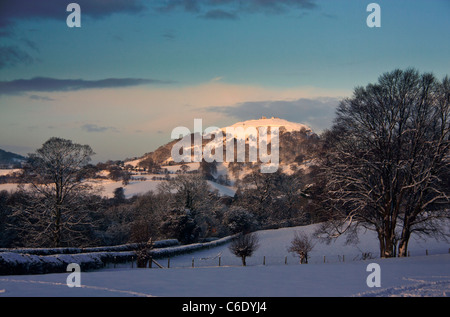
[152,222,450,268]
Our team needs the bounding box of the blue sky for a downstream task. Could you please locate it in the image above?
[0,0,449,161]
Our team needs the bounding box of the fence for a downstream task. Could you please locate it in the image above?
[102,247,450,270]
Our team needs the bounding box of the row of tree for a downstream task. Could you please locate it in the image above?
[0,68,448,259]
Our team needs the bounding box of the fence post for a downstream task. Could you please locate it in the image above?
[219,256,221,267]
[192,258,194,268]
[343,255,345,262]
[426,249,428,256]
[285,256,287,265]
[263,256,266,265]
[323,255,326,263]
[131,256,134,268]
[168,258,170,268]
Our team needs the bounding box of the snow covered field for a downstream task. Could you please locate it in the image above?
[0,164,237,199]
[1,224,448,297]
[0,254,448,297]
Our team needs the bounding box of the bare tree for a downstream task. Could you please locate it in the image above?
[15,137,97,247]
[135,238,154,268]
[228,232,259,266]
[287,231,314,264]
[318,69,450,257]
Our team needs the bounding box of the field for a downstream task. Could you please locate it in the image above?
[1,223,449,297]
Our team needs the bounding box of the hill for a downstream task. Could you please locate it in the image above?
[0,149,25,167]
[126,117,319,171]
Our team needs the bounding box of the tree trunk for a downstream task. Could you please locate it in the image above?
[54,207,62,248]
[383,235,395,258]
[398,227,411,257]
[377,230,386,258]
[241,256,246,266]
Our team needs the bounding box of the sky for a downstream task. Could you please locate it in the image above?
[0,0,449,162]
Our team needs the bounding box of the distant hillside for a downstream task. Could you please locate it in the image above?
[0,149,26,167]
[126,117,320,170]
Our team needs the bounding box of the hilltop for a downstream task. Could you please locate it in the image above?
[126,117,319,169]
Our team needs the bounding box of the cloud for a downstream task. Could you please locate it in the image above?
[200,9,239,20]
[0,45,34,69]
[154,0,317,17]
[207,97,340,132]
[162,29,177,41]
[81,124,119,133]
[28,94,55,101]
[174,0,315,16]
[0,77,175,95]
[210,76,224,82]
[155,0,201,13]
[0,0,146,28]
[0,1,147,69]
[242,0,317,14]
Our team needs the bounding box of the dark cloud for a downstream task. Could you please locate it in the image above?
[0,77,175,95]
[155,0,201,13]
[81,124,119,133]
[154,0,317,16]
[207,97,340,132]
[200,9,239,20]
[0,0,147,70]
[0,45,34,69]
[242,0,317,14]
[0,0,317,30]
[0,0,146,28]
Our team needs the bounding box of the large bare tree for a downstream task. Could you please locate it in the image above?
[318,69,450,258]
[16,137,97,247]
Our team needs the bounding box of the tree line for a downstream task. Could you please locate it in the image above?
[0,68,448,259]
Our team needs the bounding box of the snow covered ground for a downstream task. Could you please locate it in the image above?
[0,223,448,297]
[0,164,236,199]
[1,255,448,297]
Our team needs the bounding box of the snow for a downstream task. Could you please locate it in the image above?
[90,179,164,198]
[0,173,236,200]
[207,181,236,197]
[225,117,313,134]
[0,183,21,192]
[0,254,448,297]
[0,169,21,176]
[1,223,448,297]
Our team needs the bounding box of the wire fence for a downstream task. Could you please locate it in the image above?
[102,247,450,270]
